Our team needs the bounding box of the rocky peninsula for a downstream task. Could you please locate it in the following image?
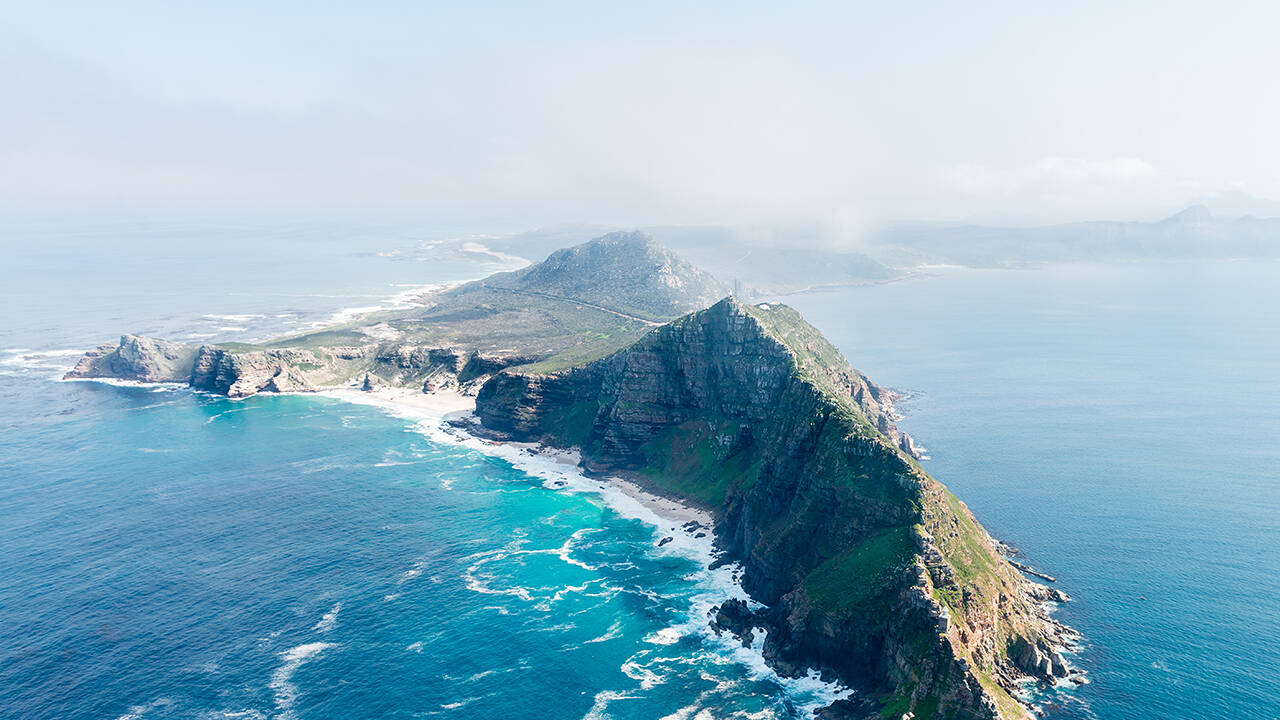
[66,232,1079,719]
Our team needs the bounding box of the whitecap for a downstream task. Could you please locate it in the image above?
[269,642,336,720]
[554,528,601,571]
[312,602,342,633]
[466,667,518,683]
[208,711,266,720]
[1,347,91,378]
[205,407,252,424]
[657,706,717,720]
[397,561,428,585]
[581,690,642,720]
[621,659,667,689]
[644,627,684,646]
[583,620,624,645]
[440,697,480,710]
[110,698,174,720]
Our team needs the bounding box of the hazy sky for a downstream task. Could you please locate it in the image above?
[4,1,1278,229]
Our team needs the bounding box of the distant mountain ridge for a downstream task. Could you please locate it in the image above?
[478,207,1280,289]
[477,226,901,296]
[868,206,1280,268]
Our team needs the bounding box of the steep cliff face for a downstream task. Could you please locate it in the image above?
[188,345,367,396]
[65,335,200,383]
[476,298,1074,719]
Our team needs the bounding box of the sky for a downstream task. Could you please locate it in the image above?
[3,1,1279,230]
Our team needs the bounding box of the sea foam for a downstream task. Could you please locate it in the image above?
[323,390,855,715]
[269,642,337,720]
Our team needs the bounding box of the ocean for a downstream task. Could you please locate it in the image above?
[2,218,1277,719]
[775,262,1280,719]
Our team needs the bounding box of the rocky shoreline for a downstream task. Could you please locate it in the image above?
[62,234,1085,719]
[469,298,1082,718]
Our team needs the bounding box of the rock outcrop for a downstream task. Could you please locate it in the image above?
[65,334,200,383]
[476,298,1075,719]
[65,335,559,399]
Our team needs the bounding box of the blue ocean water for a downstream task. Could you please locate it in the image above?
[778,262,1280,720]
[2,219,1277,719]
[0,218,840,720]
[0,385,835,720]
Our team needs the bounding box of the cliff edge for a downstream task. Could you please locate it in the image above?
[475,297,1077,719]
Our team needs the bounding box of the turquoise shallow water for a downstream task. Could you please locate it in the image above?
[2,219,1278,719]
[0,219,841,720]
[0,384,835,720]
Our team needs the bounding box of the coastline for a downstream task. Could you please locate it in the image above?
[318,385,853,712]
[43,234,1086,718]
[56,361,1084,717]
[320,387,715,531]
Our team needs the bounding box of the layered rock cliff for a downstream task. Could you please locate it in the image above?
[476,298,1075,719]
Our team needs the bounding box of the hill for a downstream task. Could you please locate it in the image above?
[476,230,727,321]
[65,232,726,393]
[475,298,1079,719]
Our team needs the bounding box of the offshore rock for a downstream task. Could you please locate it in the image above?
[64,334,199,383]
[899,431,922,459]
[709,598,761,646]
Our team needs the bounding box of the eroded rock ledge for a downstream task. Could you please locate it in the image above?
[64,334,537,398]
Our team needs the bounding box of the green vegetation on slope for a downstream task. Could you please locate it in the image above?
[474,297,1060,720]
[805,525,915,612]
[639,417,761,507]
